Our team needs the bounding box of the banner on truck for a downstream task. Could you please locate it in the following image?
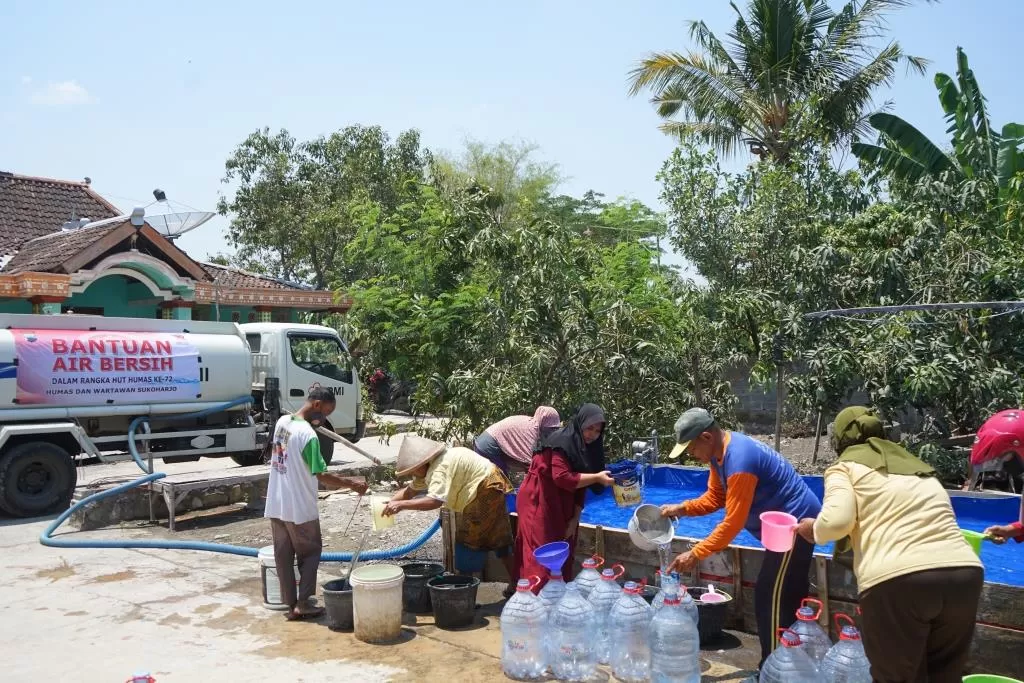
[13,330,201,405]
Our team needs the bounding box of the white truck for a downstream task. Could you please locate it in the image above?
[0,314,365,517]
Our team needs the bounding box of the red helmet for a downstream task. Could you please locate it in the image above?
[971,410,1024,466]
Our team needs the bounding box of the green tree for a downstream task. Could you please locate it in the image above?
[341,179,734,454]
[431,140,560,226]
[217,125,429,288]
[628,0,930,161]
[852,47,1024,197]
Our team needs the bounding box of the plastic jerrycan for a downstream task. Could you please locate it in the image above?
[608,580,653,683]
[574,555,604,599]
[588,563,625,664]
[548,582,597,682]
[648,586,701,683]
[760,628,822,683]
[789,597,832,664]
[500,576,547,680]
[819,613,871,682]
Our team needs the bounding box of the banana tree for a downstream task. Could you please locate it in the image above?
[852,47,1024,196]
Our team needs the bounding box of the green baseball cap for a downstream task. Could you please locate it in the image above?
[668,408,716,459]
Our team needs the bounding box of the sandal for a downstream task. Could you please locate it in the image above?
[286,606,325,621]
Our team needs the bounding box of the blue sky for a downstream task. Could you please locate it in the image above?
[2,0,1022,265]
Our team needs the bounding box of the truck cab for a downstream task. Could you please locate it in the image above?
[241,322,366,443]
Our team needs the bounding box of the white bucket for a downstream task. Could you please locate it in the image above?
[350,564,405,643]
[258,545,300,611]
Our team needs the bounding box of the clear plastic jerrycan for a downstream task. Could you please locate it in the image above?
[649,587,701,683]
[587,564,625,664]
[549,582,597,682]
[500,577,547,680]
[819,613,871,682]
[789,597,832,664]
[608,581,653,683]
[538,571,567,615]
[574,555,604,599]
[760,628,822,683]
[653,571,699,626]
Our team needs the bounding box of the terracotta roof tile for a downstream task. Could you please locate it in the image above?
[1,220,127,274]
[200,262,308,291]
[0,172,121,258]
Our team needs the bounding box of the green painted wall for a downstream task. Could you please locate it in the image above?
[0,299,32,314]
[65,276,158,318]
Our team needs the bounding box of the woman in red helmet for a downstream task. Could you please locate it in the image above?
[973,410,1024,544]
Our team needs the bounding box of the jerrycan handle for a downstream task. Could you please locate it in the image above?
[527,575,542,592]
[800,597,824,620]
[589,554,605,566]
[609,563,625,580]
[834,612,855,631]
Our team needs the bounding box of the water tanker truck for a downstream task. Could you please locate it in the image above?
[0,314,365,517]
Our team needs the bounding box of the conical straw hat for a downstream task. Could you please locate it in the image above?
[395,435,446,477]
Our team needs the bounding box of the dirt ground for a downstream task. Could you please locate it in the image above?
[129,489,445,569]
[753,434,837,475]
[78,490,759,681]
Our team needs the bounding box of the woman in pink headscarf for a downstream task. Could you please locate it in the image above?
[474,406,561,480]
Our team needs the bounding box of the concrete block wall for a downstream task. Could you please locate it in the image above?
[69,479,268,531]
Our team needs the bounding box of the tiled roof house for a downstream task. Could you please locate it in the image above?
[0,172,349,321]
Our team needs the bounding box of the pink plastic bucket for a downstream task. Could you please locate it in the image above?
[760,511,798,552]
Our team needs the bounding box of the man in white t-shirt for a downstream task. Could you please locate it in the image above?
[265,387,367,621]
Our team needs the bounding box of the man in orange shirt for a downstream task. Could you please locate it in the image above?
[661,408,821,667]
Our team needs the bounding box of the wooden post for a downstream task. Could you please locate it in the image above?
[731,547,743,618]
[815,555,830,631]
[811,409,824,465]
[774,365,785,453]
[595,525,606,560]
[440,509,455,573]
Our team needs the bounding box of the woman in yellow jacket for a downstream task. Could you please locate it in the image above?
[796,407,983,683]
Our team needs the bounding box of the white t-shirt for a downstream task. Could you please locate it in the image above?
[264,415,327,524]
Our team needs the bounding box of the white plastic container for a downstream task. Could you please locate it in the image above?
[258,545,299,611]
[371,496,395,531]
[350,564,405,643]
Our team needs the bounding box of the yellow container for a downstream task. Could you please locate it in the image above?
[371,495,395,531]
[612,467,642,507]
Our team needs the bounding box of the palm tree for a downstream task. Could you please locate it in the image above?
[852,47,1024,192]
[627,0,930,163]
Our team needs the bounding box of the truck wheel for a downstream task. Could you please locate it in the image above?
[230,451,266,467]
[0,442,77,518]
[319,432,336,466]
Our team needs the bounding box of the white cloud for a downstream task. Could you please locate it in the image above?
[30,80,93,106]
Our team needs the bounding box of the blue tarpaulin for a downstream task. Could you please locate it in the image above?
[507,465,1022,586]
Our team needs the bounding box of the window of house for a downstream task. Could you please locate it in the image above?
[62,306,104,316]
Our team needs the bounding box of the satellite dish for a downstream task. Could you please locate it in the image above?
[144,210,215,240]
[143,192,215,241]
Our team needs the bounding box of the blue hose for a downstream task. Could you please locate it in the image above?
[40,397,440,561]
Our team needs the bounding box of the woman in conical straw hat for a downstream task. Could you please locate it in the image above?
[385,434,516,593]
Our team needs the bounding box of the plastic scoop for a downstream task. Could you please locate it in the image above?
[701,584,727,603]
[533,541,571,575]
[760,511,798,552]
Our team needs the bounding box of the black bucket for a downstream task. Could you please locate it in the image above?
[688,586,731,645]
[401,562,445,614]
[427,574,480,629]
[322,578,353,631]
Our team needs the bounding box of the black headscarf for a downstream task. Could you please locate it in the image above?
[539,403,606,477]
